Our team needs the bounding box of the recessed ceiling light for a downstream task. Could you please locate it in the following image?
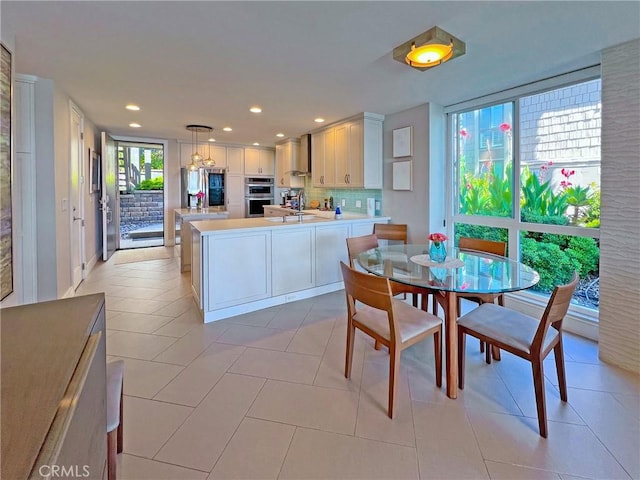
[253,142,260,146]
[249,106,262,113]
[129,123,141,128]
[314,118,325,123]
[208,138,216,142]
[223,127,232,132]
[125,104,140,111]
[276,133,285,138]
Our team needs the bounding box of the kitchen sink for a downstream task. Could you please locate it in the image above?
[263,214,317,222]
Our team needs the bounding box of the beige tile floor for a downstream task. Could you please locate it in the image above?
[78,248,640,480]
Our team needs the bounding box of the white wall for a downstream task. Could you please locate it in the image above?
[599,38,640,373]
[382,103,445,243]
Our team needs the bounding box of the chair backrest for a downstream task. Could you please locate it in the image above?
[374,223,408,244]
[346,234,379,268]
[340,261,395,332]
[458,237,506,256]
[532,272,579,351]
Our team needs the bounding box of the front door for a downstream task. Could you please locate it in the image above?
[70,103,85,289]
[101,132,118,260]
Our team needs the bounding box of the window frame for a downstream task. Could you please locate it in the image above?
[444,66,602,325]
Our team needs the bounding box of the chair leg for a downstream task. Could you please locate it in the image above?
[457,330,466,389]
[480,339,485,353]
[117,382,124,453]
[374,340,382,350]
[531,360,548,438]
[554,339,568,402]
[433,329,442,388]
[388,345,401,419]
[491,295,505,361]
[345,321,356,378]
[485,342,492,364]
[107,429,117,480]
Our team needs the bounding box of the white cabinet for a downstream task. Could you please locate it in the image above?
[209,145,227,168]
[315,223,350,286]
[226,174,245,218]
[311,128,336,187]
[311,112,384,189]
[204,231,271,310]
[350,220,380,237]
[272,229,315,296]
[226,147,244,175]
[275,139,304,188]
[245,148,275,176]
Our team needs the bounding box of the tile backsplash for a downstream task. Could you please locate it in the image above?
[304,180,382,215]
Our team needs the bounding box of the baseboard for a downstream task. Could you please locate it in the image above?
[203,282,344,323]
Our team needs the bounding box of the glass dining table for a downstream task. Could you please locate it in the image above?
[357,244,540,399]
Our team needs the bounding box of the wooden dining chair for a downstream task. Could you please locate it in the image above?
[457,237,508,359]
[373,223,408,244]
[340,261,442,418]
[346,234,432,312]
[457,272,579,437]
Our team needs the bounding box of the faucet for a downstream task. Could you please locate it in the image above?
[297,189,305,212]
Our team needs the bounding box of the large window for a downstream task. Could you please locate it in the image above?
[450,78,601,311]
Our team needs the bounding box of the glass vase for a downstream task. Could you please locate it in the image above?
[429,241,447,263]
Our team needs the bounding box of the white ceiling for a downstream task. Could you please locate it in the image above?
[3,1,639,147]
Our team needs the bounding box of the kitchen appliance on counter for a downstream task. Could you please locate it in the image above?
[245,177,275,217]
[181,167,227,208]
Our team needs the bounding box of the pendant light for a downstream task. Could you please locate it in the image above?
[186,125,213,170]
[204,136,216,167]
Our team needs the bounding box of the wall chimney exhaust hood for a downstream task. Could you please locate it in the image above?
[286,134,311,176]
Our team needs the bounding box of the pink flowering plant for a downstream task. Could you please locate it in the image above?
[428,232,448,246]
[196,191,205,200]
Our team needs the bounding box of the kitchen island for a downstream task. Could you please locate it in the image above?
[189,213,390,322]
[174,208,229,272]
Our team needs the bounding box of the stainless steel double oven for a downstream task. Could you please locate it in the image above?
[245,177,274,217]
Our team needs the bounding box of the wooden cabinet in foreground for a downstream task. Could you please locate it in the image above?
[1,294,107,480]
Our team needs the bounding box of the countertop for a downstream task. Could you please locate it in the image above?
[1,294,105,480]
[174,207,228,217]
[191,212,389,234]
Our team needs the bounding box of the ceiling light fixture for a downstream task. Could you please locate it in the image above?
[393,26,465,72]
[125,104,140,111]
[276,133,285,138]
[223,127,232,132]
[129,123,141,128]
[186,124,213,171]
[314,118,325,123]
[249,106,262,113]
[253,142,260,146]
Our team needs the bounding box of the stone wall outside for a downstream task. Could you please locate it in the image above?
[120,190,163,227]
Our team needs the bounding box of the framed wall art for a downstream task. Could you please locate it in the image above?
[392,126,413,158]
[1,43,13,301]
[392,160,412,191]
[89,148,101,194]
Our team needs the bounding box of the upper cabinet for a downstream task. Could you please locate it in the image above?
[245,148,275,176]
[311,112,384,189]
[179,144,274,176]
[275,139,304,188]
[226,147,244,175]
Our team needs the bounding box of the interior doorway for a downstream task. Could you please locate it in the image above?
[117,141,165,250]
